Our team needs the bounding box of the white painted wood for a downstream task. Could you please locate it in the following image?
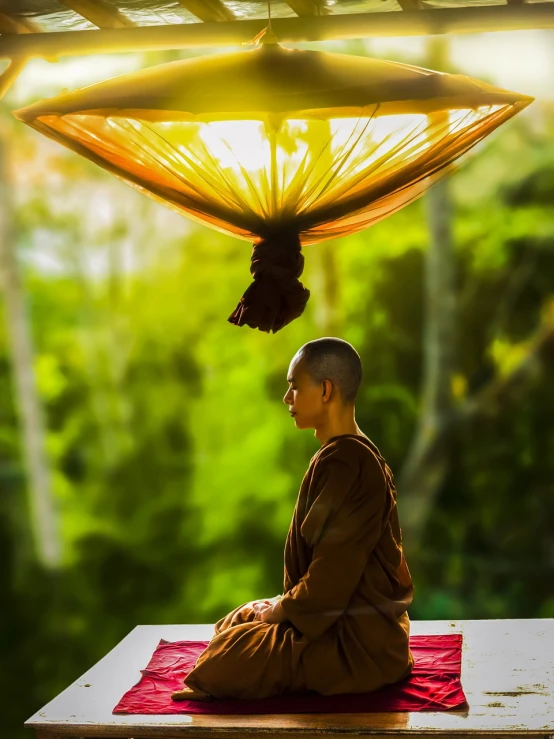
[25,619,554,737]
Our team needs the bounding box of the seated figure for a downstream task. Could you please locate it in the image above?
[172,337,414,701]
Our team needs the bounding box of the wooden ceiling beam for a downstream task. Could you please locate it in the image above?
[57,0,136,28]
[1,4,554,60]
[0,11,41,33]
[0,57,26,100]
[284,1,330,16]
[176,0,235,22]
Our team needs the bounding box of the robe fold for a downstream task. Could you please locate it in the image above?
[183,433,414,700]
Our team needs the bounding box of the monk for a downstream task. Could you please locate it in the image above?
[172,336,414,701]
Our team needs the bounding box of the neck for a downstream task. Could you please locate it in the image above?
[315,411,363,447]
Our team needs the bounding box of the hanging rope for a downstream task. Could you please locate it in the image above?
[242,0,278,47]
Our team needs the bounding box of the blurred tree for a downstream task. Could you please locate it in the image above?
[398,36,458,551]
[0,115,60,568]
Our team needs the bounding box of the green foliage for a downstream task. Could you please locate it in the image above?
[1,51,554,739]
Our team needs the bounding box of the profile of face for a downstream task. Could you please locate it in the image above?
[283,352,333,430]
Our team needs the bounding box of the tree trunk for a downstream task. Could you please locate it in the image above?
[312,119,342,337]
[397,37,457,553]
[0,135,61,568]
[315,240,341,336]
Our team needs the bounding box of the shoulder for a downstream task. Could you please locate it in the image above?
[313,436,384,475]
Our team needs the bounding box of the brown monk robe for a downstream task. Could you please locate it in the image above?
[172,339,414,701]
[172,432,414,700]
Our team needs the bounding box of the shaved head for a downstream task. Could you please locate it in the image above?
[296,337,362,406]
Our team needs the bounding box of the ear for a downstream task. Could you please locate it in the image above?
[321,379,333,402]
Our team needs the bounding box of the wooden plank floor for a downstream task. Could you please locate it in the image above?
[26,619,554,739]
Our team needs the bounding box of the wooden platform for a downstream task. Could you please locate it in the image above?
[26,619,554,739]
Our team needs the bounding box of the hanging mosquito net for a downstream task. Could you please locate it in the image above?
[13,43,533,332]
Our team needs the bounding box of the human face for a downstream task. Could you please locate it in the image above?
[283,355,323,429]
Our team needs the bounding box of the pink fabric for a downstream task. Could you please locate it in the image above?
[113,634,467,714]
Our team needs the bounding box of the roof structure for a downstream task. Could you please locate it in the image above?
[1,0,553,98]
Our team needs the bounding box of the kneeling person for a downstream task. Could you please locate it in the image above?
[172,337,414,701]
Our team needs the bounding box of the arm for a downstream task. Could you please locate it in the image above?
[279,453,387,641]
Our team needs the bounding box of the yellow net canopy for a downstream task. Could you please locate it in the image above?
[13,44,533,332]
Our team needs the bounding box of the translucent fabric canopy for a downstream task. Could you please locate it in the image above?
[13,43,533,332]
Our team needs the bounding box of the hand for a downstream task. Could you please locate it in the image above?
[253,598,288,624]
[216,598,274,633]
[252,601,272,620]
[250,596,281,612]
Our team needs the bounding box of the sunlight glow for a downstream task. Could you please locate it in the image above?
[35,100,518,237]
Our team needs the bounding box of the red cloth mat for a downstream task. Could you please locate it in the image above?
[113,633,467,714]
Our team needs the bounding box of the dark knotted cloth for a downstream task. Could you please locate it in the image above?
[228,232,310,333]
